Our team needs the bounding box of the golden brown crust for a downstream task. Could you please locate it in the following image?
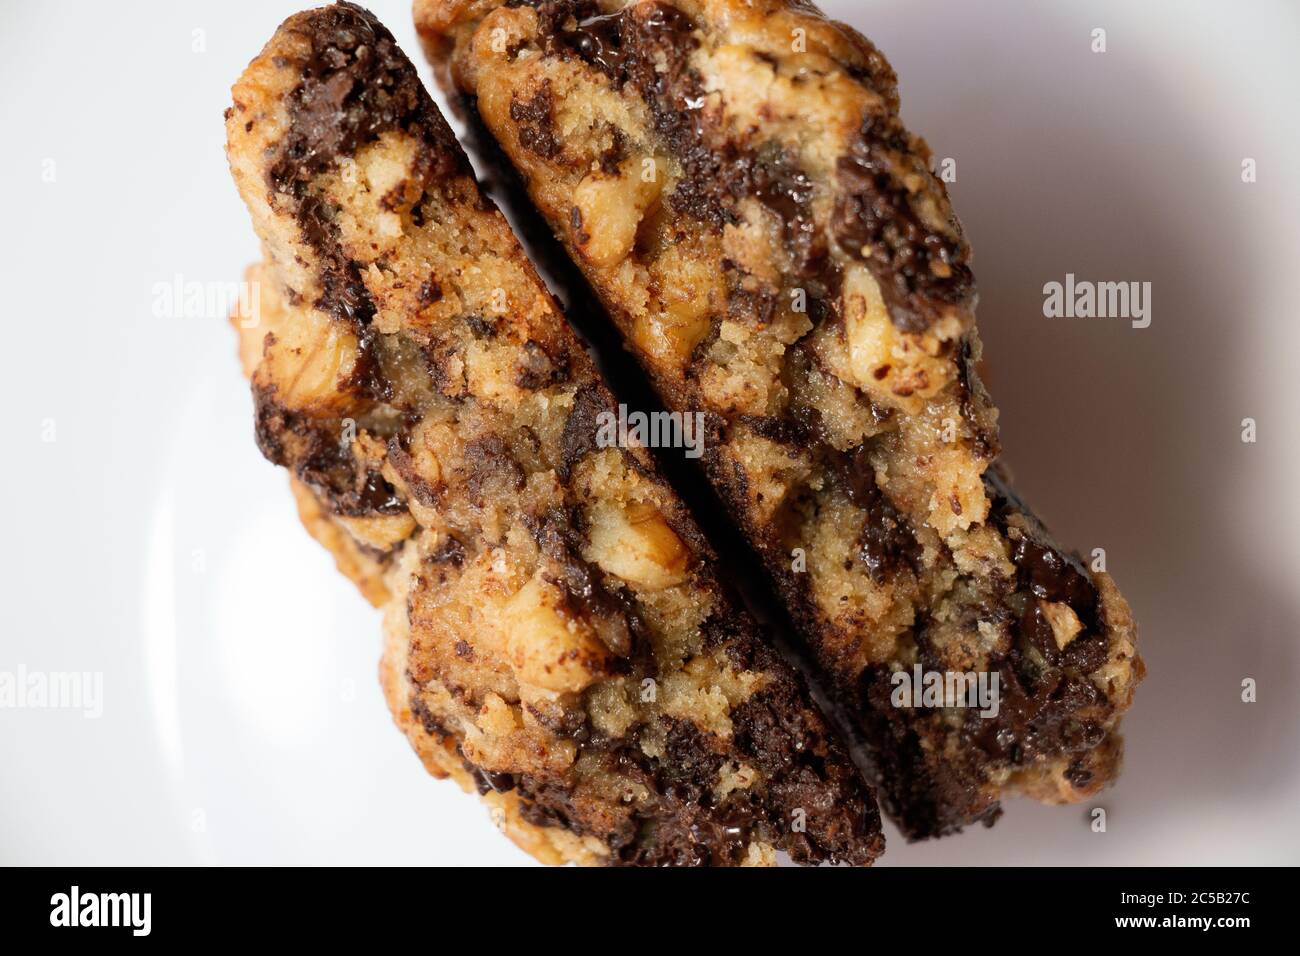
[416,0,1143,836]
[226,1,881,865]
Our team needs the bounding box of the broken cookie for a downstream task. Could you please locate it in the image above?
[226,1,882,865]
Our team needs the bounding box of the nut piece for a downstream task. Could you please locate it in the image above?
[255,291,363,412]
[841,264,953,410]
[585,502,689,591]
[571,161,664,268]
[337,511,417,551]
[502,577,609,693]
[844,263,895,388]
[1040,599,1083,650]
[642,241,720,365]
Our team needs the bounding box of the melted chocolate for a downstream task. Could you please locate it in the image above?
[832,116,974,333]
[332,469,406,516]
[556,9,629,77]
[551,2,697,86]
[340,325,393,402]
[253,385,405,517]
[746,150,830,285]
[296,193,377,327]
[428,535,466,566]
[270,2,454,194]
[964,662,1105,765]
[266,2,462,330]
[1011,536,1096,620]
[954,335,999,459]
[831,444,921,582]
[465,763,517,795]
[558,382,607,477]
[945,475,1112,767]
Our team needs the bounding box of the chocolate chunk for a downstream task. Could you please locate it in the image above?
[386,442,442,507]
[463,435,526,499]
[296,193,377,326]
[1011,535,1096,619]
[736,413,814,449]
[340,325,393,402]
[464,313,497,338]
[464,759,517,794]
[547,2,727,225]
[509,82,562,159]
[1064,759,1095,789]
[548,2,698,86]
[409,694,452,740]
[598,126,628,174]
[727,274,779,327]
[954,335,999,459]
[659,717,725,796]
[331,469,405,516]
[559,383,608,477]
[555,9,630,78]
[965,663,1106,766]
[267,1,463,331]
[746,150,829,282]
[252,386,403,516]
[429,535,466,566]
[525,702,589,739]
[832,114,974,333]
[829,444,921,582]
[1020,600,1060,659]
[269,1,459,191]
[732,686,883,866]
[514,774,587,833]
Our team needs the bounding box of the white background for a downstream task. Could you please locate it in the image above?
[1,0,1297,865]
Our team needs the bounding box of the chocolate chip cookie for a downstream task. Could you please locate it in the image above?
[226,1,882,865]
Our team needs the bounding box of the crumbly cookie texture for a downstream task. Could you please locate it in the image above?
[415,0,1144,837]
[226,1,882,865]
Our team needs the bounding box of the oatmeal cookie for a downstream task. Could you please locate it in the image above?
[226,1,881,865]
[415,0,1144,836]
